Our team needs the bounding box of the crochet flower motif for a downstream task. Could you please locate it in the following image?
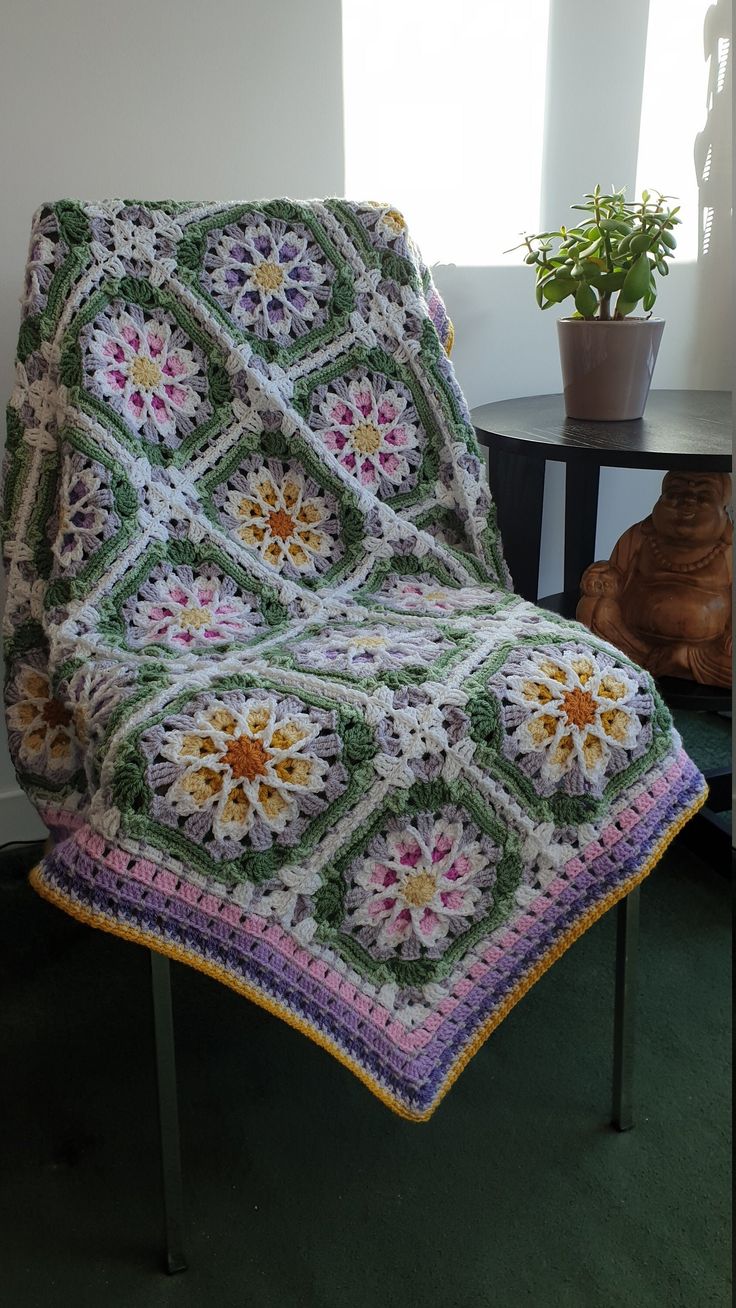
[493,645,648,793]
[150,692,338,848]
[344,810,497,959]
[310,369,424,495]
[204,216,334,342]
[295,622,451,678]
[122,564,265,651]
[85,304,209,447]
[373,574,500,617]
[6,660,81,782]
[217,459,341,579]
[356,203,412,257]
[51,451,117,572]
[89,205,178,278]
[23,208,63,318]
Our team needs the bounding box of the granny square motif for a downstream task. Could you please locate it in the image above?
[3,199,705,1118]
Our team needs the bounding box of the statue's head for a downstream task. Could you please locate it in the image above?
[652,472,732,546]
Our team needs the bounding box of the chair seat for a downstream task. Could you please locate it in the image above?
[4,199,705,1119]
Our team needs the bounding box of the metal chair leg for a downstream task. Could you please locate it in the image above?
[611,885,640,1132]
[150,950,187,1273]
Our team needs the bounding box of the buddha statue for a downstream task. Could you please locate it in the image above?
[577,471,732,687]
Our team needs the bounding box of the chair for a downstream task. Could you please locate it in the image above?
[3,199,706,1272]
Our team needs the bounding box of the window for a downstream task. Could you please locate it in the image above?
[341,0,551,265]
[635,0,721,261]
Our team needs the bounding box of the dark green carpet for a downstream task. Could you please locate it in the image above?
[0,838,730,1308]
[673,709,731,777]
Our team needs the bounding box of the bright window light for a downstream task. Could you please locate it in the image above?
[341,0,550,266]
[635,0,716,261]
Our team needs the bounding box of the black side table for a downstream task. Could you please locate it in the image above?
[471,389,731,604]
[472,389,732,864]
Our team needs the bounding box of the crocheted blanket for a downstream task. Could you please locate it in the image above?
[3,200,705,1119]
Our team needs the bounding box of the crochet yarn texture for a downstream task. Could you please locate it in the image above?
[3,199,706,1120]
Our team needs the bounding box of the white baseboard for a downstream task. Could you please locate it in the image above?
[0,787,48,844]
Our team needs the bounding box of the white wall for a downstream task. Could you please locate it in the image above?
[0,0,344,840]
[434,0,731,598]
[0,0,730,840]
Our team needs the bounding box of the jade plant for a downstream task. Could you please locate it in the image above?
[511,186,680,320]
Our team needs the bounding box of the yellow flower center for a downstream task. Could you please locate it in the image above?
[128,356,162,390]
[178,606,211,629]
[384,208,406,233]
[402,869,437,908]
[560,687,597,729]
[221,734,272,782]
[268,508,296,540]
[353,635,386,649]
[253,261,284,291]
[352,422,382,454]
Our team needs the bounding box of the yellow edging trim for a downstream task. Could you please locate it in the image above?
[444,320,455,357]
[29,785,706,1122]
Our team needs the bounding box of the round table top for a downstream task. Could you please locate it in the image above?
[471,390,732,471]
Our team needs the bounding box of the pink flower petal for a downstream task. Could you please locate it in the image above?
[376,401,397,424]
[397,841,421,868]
[323,430,347,451]
[121,325,140,349]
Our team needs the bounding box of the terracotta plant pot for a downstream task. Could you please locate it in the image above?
[556,317,665,421]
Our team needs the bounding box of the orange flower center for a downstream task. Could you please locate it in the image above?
[560,687,597,729]
[268,508,296,540]
[221,734,271,782]
[42,698,72,728]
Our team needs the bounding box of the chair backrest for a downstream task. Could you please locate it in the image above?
[3,199,509,818]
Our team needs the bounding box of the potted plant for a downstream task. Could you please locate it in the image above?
[512,186,680,420]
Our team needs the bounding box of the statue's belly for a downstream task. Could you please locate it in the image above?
[626,580,729,642]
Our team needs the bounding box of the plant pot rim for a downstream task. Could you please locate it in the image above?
[557,316,665,325]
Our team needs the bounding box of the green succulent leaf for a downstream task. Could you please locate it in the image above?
[519,187,677,316]
[542,278,577,304]
[620,252,652,305]
[575,283,598,317]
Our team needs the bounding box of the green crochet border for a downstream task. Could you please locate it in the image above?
[324,199,423,294]
[313,776,522,987]
[95,536,293,658]
[111,673,378,884]
[292,343,442,512]
[355,554,520,617]
[464,631,674,826]
[176,201,356,366]
[43,428,140,610]
[3,622,87,799]
[58,277,233,469]
[198,427,367,590]
[261,617,478,691]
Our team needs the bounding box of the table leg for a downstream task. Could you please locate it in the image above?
[564,462,600,595]
[611,886,640,1132]
[150,951,187,1274]
[486,450,545,602]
